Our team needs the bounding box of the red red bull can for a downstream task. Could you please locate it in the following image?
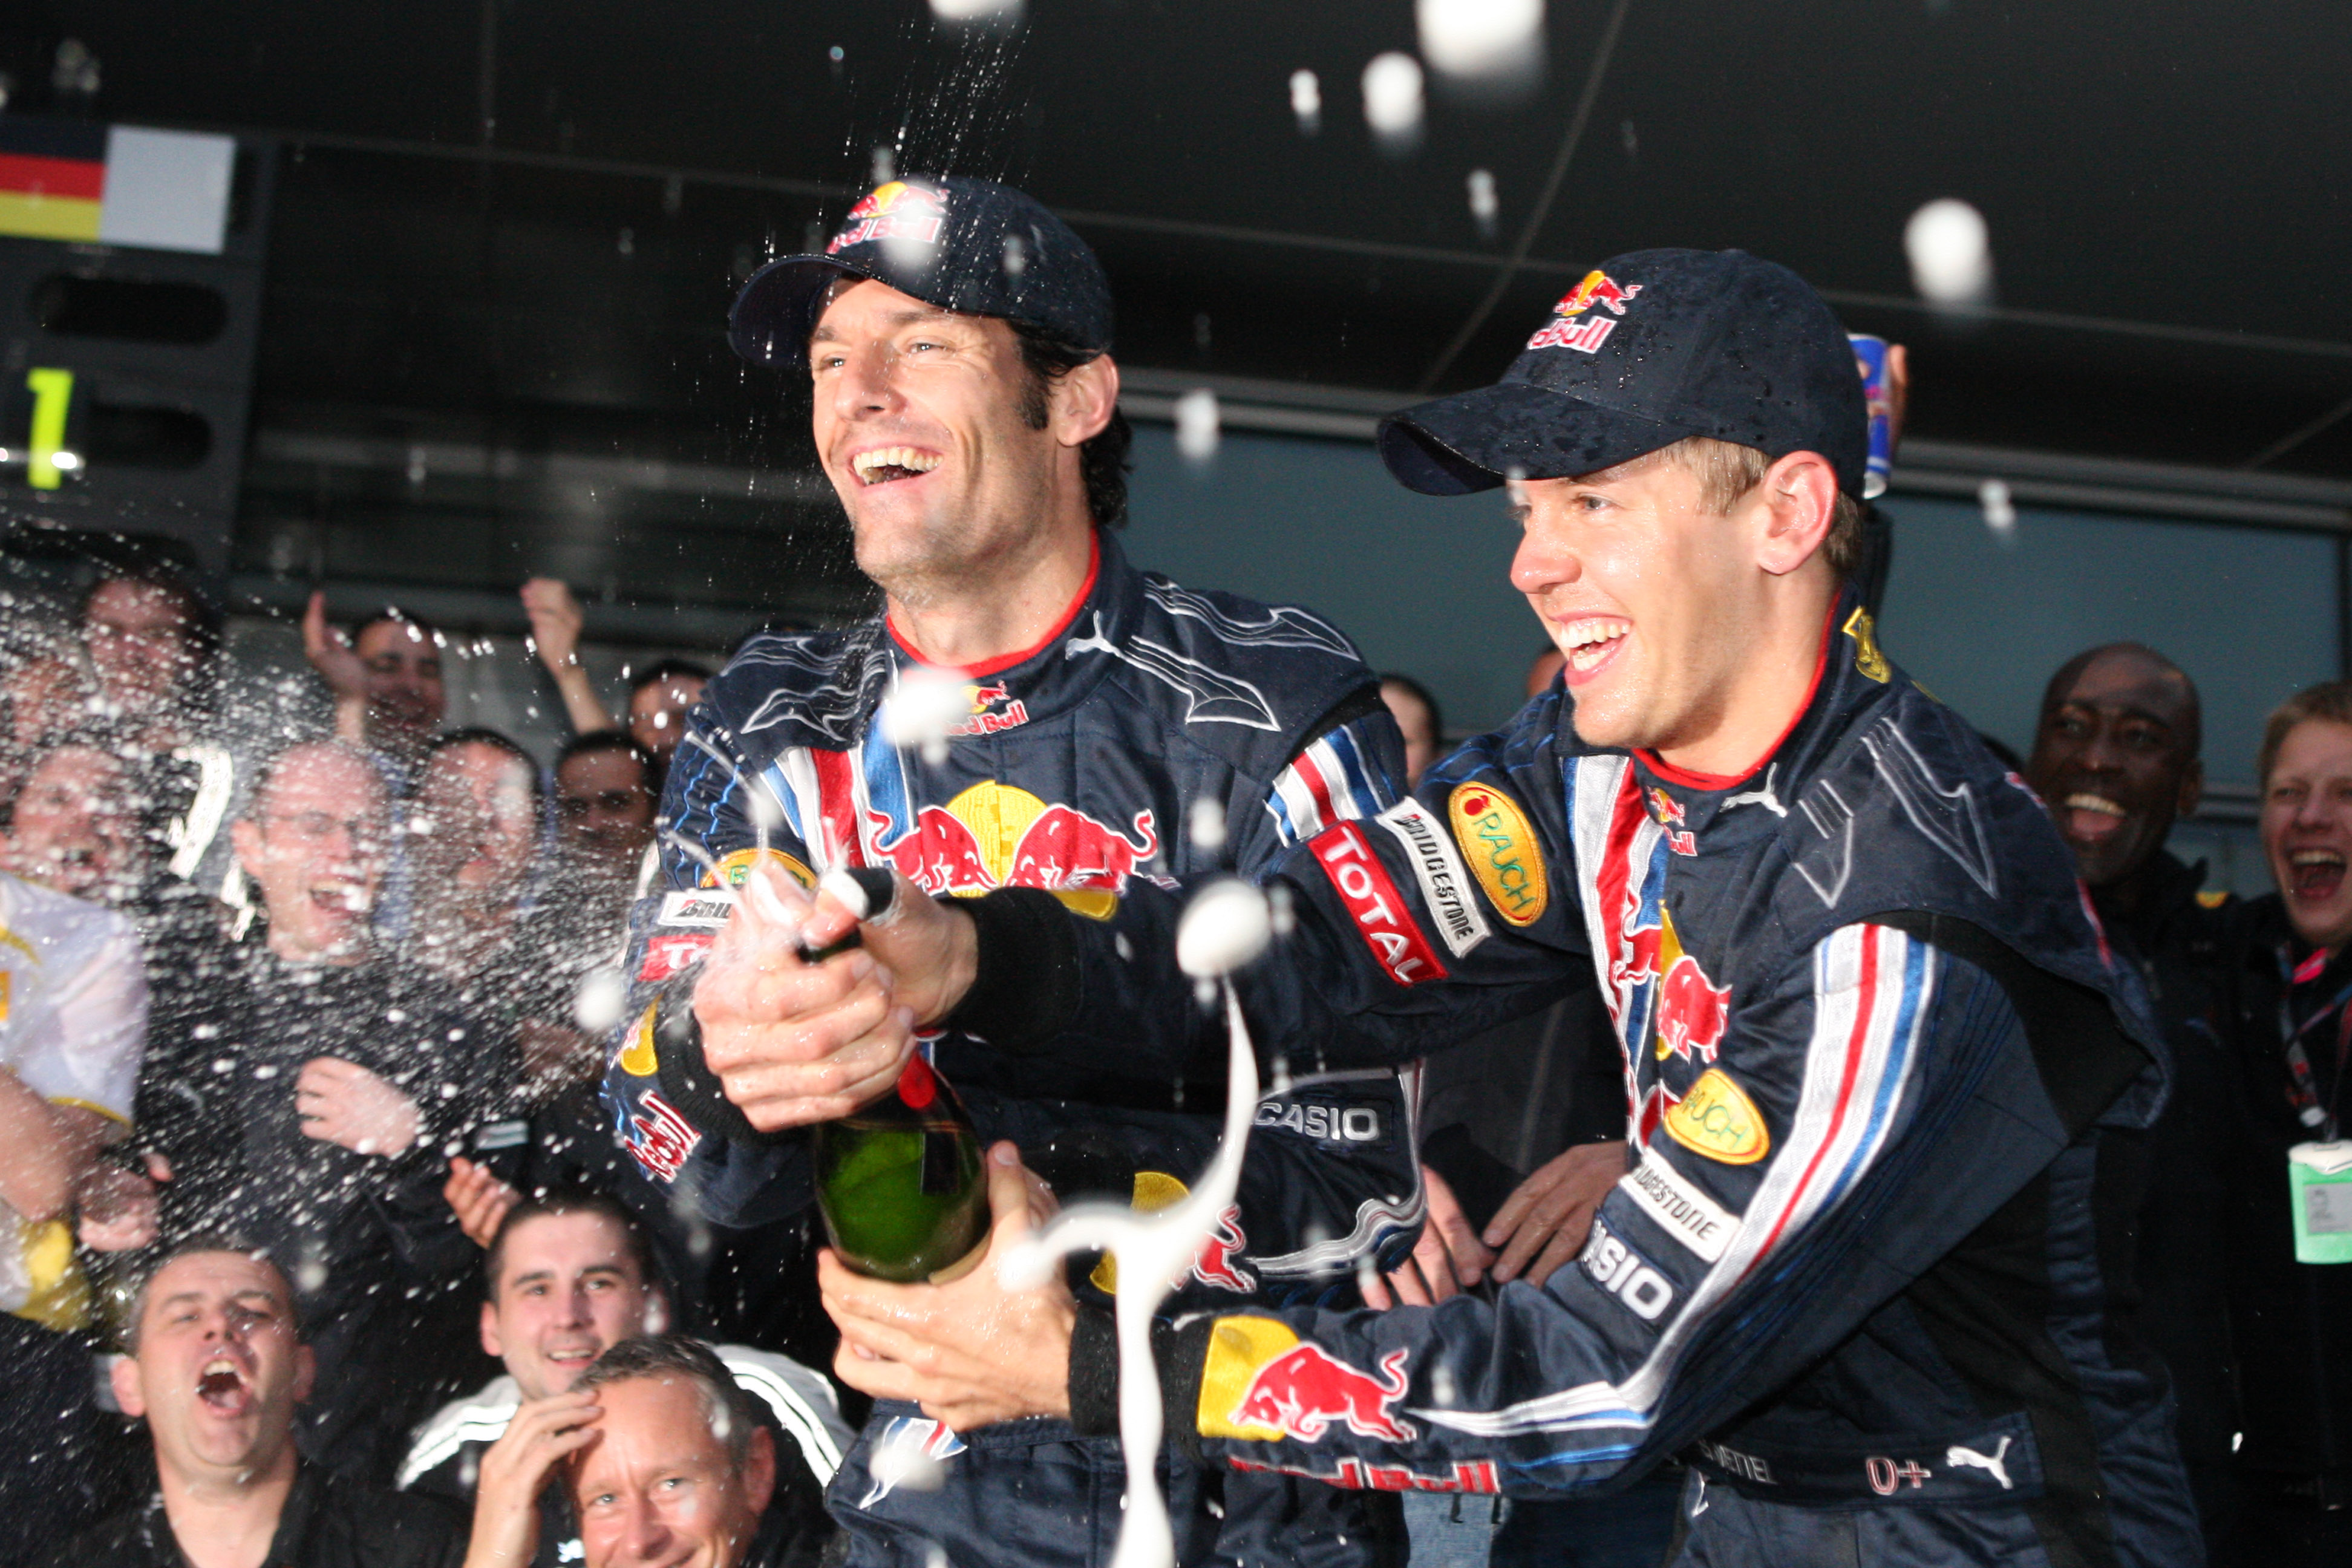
[1850,333,1892,500]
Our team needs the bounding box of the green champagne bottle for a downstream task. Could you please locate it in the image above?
[812,1053,988,1282]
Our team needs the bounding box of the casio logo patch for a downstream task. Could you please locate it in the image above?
[1255,1099,1383,1143]
[1579,1216,1676,1322]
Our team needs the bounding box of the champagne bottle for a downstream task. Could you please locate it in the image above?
[812,1053,988,1282]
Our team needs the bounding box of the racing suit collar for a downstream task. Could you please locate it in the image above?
[1635,594,1840,795]
[885,531,1104,681]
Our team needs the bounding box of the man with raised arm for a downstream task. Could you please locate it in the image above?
[806,250,2200,1567]
[601,177,1422,1568]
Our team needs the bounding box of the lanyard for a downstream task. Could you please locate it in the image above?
[2278,949,2352,1140]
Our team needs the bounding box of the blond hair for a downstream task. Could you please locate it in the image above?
[2258,681,2352,788]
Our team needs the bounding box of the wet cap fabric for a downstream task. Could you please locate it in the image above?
[729,176,1114,368]
[1378,248,1869,498]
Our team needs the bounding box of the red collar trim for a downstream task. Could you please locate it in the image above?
[1637,603,1837,792]
[886,534,1102,679]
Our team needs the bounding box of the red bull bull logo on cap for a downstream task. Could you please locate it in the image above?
[828,180,947,255]
[1527,269,1644,354]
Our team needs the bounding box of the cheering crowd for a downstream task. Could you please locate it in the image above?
[4,175,2351,1568]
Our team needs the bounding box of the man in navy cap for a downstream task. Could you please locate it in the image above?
[601,177,1420,1567]
[803,248,2204,1567]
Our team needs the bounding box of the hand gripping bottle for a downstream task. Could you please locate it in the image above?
[813,1051,988,1281]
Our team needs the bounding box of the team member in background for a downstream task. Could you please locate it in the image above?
[1379,673,1444,788]
[808,249,2198,1568]
[2221,682,2352,1567]
[518,576,711,782]
[304,599,448,789]
[603,175,1417,1568]
[402,1191,845,1568]
[2024,642,2241,1561]
[39,1241,467,1568]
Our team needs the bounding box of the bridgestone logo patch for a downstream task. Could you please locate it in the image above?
[1621,1155,1734,1264]
[1374,799,1491,959]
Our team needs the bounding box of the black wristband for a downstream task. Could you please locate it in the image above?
[1068,1302,1122,1437]
[942,887,1083,1053]
[1065,1303,1218,1464]
[653,969,790,1148]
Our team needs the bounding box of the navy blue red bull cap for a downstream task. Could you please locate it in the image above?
[1378,248,1867,498]
[729,175,1114,368]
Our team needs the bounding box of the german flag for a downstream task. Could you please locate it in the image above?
[0,119,106,244]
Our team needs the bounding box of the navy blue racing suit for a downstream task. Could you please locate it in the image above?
[602,532,1426,1568]
[949,598,2204,1568]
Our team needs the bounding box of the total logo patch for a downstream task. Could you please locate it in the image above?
[1447,782,1549,927]
[638,932,714,984]
[1313,823,1449,987]
[1526,269,1642,354]
[1664,1068,1770,1165]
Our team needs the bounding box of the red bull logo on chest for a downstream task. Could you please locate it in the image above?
[869,779,1155,909]
[1527,269,1644,354]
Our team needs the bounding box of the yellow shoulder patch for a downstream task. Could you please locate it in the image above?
[2196,889,2230,910]
[704,846,815,890]
[1843,607,1890,684]
[1089,1171,1191,1293]
[1197,1316,1304,1441]
[1447,781,1549,927]
[618,1002,661,1077]
[1053,889,1120,921]
[1664,1068,1769,1165]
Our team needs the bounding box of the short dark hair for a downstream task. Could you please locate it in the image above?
[554,730,656,786]
[244,737,385,823]
[0,725,130,834]
[573,1335,762,1472]
[484,1187,659,1300]
[1008,317,1132,530]
[80,555,223,707]
[1377,673,1443,741]
[627,659,713,699]
[351,607,442,650]
[2038,642,2203,761]
[423,727,545,806]
[125,1233,296,1351]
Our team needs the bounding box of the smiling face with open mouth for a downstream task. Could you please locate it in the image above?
[2,743,143,903]
[2264,718,2352,953]
[484,1210,658,1400]
[232,743,387,965]
[2025,645,2202,893]
[808,278,1083,607]
[117,1250,313,1483]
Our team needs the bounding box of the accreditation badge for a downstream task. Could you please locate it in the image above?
[2288,1142,2352,1263]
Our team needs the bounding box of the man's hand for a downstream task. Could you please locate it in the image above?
[693,864,921,1132]
[296,1057,422,1155]
[1886,342,1911,455]
[445,1156,521,1248]
[822,1142,1077,1431]
[519,578,584,671]
[798,869,978,1028]
[301,592,368,699]
[75,1152,165,1253]
[460,1390,602,1568]
[1485,1140,1627,1286]
[1361,1165,1491,1308]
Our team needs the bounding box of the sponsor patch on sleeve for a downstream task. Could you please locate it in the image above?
[618,1002,661,1077]
[659,889,736,929]
[1620,1154,1736,1263]
[1663,1068,1770,1165]
[1311,823,1449,987]
[638,932,714,983]
[703,846,815,889]
[1446,781,1549,927]
[1201,1317,1417,1445]
[1373,798,1491,958]
[1579,1215,1677,1322]
[621,1089,702,1182]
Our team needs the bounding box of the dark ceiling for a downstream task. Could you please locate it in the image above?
[8,0,2352,618]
